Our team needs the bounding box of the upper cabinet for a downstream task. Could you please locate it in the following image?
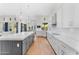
[73,4,79,27]
[62,4,75,28]
[56,7,63,28]
[56,4,76,28]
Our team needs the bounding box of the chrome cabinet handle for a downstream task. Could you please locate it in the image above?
[61,50,64,55]
[17,43,20,48]
[61,44,66,48]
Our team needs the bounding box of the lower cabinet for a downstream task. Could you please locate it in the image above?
[59,43,78,55]
[22,34,34,54]
[0,33,34,55]
[0,41,22,55]
[47,33,78,55]
[36,31,46,37]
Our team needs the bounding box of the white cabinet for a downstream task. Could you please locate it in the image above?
[60,42,76,55]
[56,4,75,28]
[57,7,63,28]
[62,4,74,28]
[36,30,46,37]
[56,4,79,28]
[73,4,79,27]
[47,33,61,54]
[47,33,78,55]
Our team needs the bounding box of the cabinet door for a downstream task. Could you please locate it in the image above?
[12,41,22,55]
[47,33,53,45]
[60,43,77,55]
[23,38,28,54]
[61,4,74,28]
[47,33,78,55]
[22,34,34,54]
[0,40,22,55]
[47,33,58,54]
[0,41,1,54]
[1,41,12,55]
[53,39,62,55]
[53,39,77,55]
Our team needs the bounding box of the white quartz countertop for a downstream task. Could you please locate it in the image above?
[0,32,34,41]
[48,28,79,53]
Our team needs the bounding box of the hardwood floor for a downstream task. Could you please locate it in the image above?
[26,36,55,55]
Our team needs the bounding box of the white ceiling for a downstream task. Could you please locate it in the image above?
[0,3,62,16]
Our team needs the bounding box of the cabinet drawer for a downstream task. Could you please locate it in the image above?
[47,34,55,43]
[61,44,77,55]
[50,38,76,55]
[47,33,78,55]
[53,39,63,55]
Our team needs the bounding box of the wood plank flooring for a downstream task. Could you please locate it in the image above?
[26,36,55,55]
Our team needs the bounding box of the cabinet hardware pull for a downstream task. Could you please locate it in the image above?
[17,43,20,48]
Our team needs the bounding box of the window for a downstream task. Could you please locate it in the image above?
[21,23,23,32]
[24,24,27,32]
[16,22,18,33]
[4,22,8,32]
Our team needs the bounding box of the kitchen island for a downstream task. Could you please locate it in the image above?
[0,32,35,55]
[47,28,79,55]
